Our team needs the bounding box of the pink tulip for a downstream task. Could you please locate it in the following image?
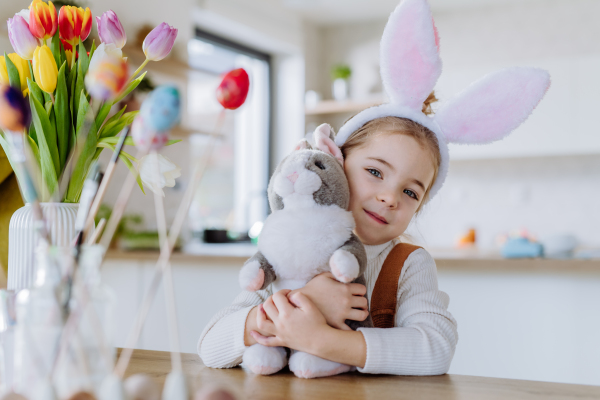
[7,15,41,60]
[142,22,177,61]
[96,10,126,49]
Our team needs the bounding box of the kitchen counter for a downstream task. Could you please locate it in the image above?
[104,244,600,273]
[124,349,600,400]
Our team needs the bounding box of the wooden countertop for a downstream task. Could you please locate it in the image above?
[124,349,600,399]
[104,248,600,274]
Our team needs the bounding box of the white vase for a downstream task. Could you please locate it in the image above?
[7,203,79,291]
[332,78,349,101]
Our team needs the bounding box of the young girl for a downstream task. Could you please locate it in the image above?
[197,0,550,378]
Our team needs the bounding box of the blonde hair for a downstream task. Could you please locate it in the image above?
[339,93,441,213]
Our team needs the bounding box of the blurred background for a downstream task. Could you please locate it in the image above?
[1,0,599,387]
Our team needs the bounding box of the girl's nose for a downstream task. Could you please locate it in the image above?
[377,192,398,208]
[287,172,299,184]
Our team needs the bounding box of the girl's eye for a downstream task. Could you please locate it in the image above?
[315,161,325,170]
[404,189,418,200]
[367,168,382,178]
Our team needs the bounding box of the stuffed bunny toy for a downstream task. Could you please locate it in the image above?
[238,123,372,379]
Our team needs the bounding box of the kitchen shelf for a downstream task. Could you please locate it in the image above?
[305,98,383,116]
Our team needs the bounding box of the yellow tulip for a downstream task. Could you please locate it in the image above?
[0,53,32,96]
[65,49,73,69]
[32,45,58,94]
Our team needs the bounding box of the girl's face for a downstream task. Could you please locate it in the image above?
[344,133,435,246]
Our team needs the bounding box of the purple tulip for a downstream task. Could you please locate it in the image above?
[142,22,178,61]
[7,15,41,60]
[96,10,126,49]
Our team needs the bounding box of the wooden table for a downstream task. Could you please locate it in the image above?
[124,349,600,399]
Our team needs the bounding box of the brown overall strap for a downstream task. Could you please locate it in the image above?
[370,243,422,328]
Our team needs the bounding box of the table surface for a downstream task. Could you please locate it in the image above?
[124,349,600,400]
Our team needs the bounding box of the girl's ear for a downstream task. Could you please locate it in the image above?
[380,0,442,111]
[314,124,344,166]
[435,67,551,144]
[294,139,312,151]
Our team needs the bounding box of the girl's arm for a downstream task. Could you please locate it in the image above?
[197,288,271,368]
[253,248,459,375]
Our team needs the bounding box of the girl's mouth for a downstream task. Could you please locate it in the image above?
[364,209,388,224]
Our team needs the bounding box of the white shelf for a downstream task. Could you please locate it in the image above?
[305,98,382,116]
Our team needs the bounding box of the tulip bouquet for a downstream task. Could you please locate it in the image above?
[0,0,179,203]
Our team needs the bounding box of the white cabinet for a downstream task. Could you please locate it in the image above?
[438,55,600,159]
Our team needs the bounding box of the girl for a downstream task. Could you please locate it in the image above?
[198,0,550,378]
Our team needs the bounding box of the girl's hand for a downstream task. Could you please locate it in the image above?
[290,272,369,330]
[251,289,331,354]
[244,306,273,346]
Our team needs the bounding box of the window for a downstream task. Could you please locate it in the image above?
[186,30,271,237]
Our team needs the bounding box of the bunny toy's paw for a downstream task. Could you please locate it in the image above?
[239,261,265,291]
[330,249,360,283]
[243,345,287,375]
[289,351,352,379]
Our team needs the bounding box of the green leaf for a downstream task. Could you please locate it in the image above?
[45,101,53,115]
[4,52,21,91]
[100,105,126,132]
[50,32,62,70]
[60,41,67,70]
[96,142,145,194]
[29,123,38,146]
[94,102,113,129]
[89,40,96,61]
[29,95,59,199]
[55,62,71,171]
[73,41,90,128]
[99,137,181,147]
[64,92,98,202]
[99,111,138,138]
[27,78,45,109]
[114,71,147,104]
[43,91,51,104]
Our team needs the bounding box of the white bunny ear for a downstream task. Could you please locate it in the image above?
[380,0,442,111]
[294,139,312,151]
[435,67,551,144]
[314,123,344,166]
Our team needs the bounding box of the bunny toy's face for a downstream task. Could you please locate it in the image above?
[344,133,435,246]
[268,149,349,212]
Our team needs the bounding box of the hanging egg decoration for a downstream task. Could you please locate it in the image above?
[66,392,97,400]
[216,68,250,110]
[132,85,181,152]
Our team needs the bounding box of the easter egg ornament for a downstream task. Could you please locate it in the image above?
[124,374,160,400]
[216,68,249,110]
[139,85,181,132]
[66,392,97,400]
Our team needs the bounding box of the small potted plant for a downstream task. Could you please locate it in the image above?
[331,64,351,101]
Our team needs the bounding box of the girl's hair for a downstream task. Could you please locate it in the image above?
[339,92,441,213]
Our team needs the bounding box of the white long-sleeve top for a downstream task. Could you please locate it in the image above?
[197,239,459,375]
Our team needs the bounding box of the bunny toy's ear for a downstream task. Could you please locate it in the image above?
[294,139,313,151]
[380,0,442,111]
[435,67,551,144]
[314,123,344,166]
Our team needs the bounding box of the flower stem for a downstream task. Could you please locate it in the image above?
[130,58,150,83]
[71,49,76,70]
[49,92,55,104]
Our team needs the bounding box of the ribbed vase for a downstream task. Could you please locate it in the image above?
[7,203,79,291]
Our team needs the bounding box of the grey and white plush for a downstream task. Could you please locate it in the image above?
[239,123,372,379]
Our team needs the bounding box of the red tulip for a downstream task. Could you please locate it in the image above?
[29,0,58,41]
[216,68,250,110]
[58,5,92,47]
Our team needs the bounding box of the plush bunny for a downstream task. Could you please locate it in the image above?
[335,0,551,200]
[238,123,372,379]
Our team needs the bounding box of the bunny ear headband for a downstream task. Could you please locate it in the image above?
[333,0,551,200]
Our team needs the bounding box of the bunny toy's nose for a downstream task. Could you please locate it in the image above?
[287,172,299,184]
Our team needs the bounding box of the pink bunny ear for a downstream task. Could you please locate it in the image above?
[435,67,551,144]
[294,139,312,151]
[380,0,442,111]
[314,124,344,165]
